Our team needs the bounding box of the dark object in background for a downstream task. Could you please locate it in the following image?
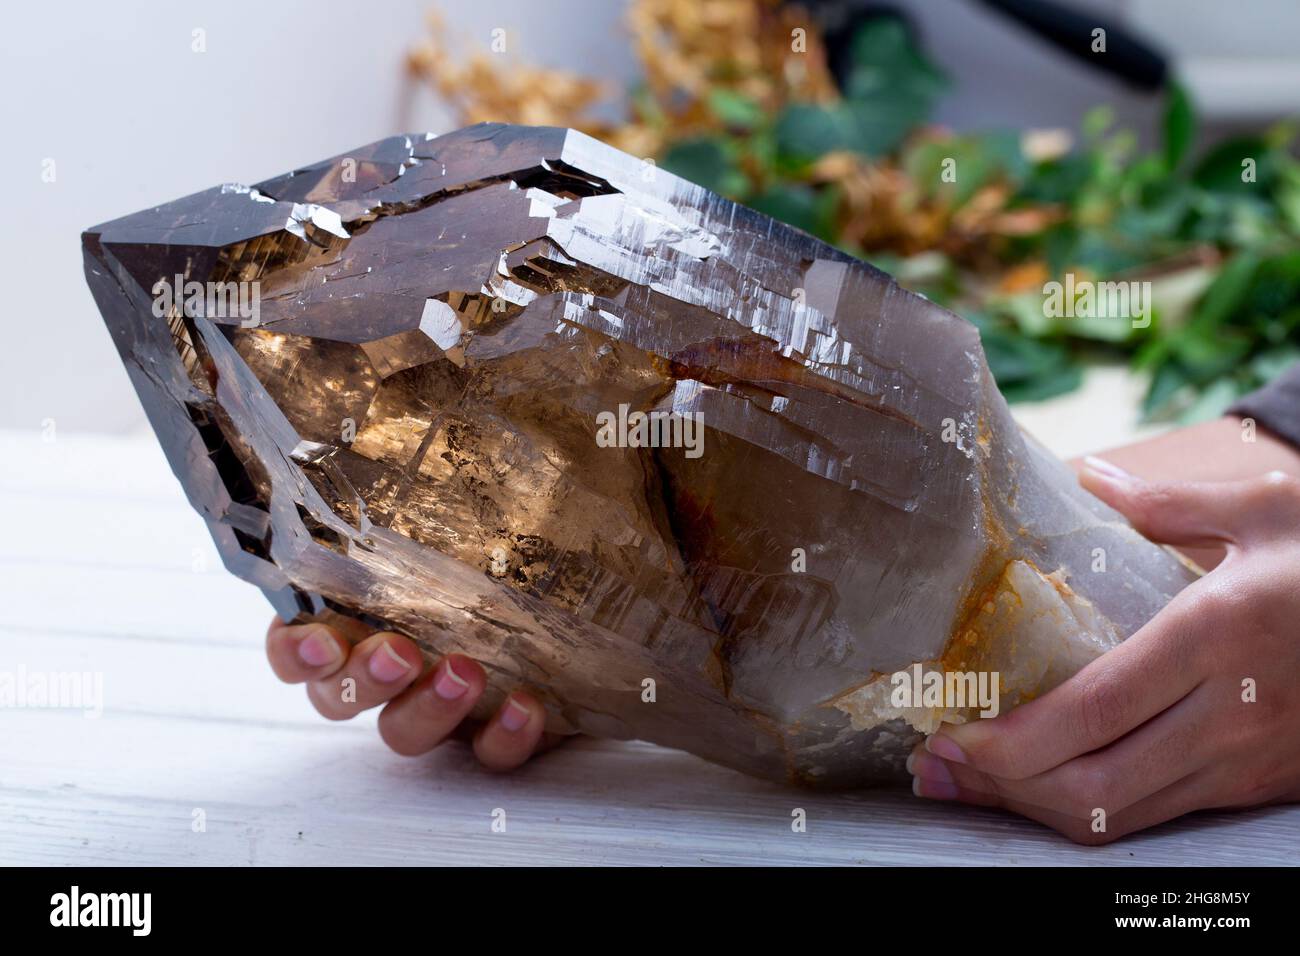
[802,0,1168,92]
[1229,364,1300,452]
[976,0,1166,89]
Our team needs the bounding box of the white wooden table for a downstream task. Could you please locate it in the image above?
[3,419,1297,866]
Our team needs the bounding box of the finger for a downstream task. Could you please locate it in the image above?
[908,748,999,806]
[265,618,348,683]
[1079,458,1300,549]
[924,588,1209,778]
[915,690,1213,817]
[910,745,1212,845]
[1234,471,1300,543]
[1000,772,1212,845]
[1046,689,1215,814]
[472,691,546,771]
[377,655,487,756]
[306,631,422,720]
[1086,770,1219,843]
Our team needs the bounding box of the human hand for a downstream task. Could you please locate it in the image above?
[908,460,1300,843]
[265,617,562,770]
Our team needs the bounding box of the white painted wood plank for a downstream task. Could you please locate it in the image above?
[0,430,188,500]
[4,426,1298,866]
[0,561,271,646]
[3,710,1296,866]
[0,490,218,570]
[0,627,330,726]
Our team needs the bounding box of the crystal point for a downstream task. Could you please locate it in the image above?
[83,124,1196,785]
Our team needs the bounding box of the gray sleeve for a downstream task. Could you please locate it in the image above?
[1227,362,1300,450]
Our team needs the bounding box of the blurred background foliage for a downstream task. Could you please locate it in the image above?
[410,0,1300,420]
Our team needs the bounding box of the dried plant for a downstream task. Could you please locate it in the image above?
[409,0,1300,417]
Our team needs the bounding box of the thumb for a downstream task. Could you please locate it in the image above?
[1079,456,1245,549]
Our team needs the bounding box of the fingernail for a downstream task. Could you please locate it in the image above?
[909,750,955,785]
[297,630,339,668]
[913,776,960,800]
[925,732,968,765]
[1083,456,1132,483]
[433,658,471,701]
[369,640,412,682]
[499,697,532,732]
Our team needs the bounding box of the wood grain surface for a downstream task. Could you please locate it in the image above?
[2,430,1295,866]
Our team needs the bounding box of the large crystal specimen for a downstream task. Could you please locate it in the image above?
[83,124,1196,786]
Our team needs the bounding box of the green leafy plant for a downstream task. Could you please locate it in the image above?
[658,18,1300,420]
[414,6,1300,420]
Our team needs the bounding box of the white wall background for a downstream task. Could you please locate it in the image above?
[0,0,634,433]
[2,0,1295,435]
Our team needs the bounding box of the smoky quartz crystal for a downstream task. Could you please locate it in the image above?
[83,124,1196,785]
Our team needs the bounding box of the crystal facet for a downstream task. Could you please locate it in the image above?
[83,124,1197,786]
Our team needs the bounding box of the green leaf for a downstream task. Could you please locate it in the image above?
[774,98,928,163]
[839,99,927,157]
[660,137,748,197]
[747,184,839,240]
[1163,83,1195,171]
[1189,253,1258,332]
[1001,360,1084,403]
[1275,162,1300,231]
[903,135,1013,206]
[1192,136,1271,194]
[773,16,947,164]
[707,89,766,131]
[975,130,1030,183]
[773,104,853,164]
[843,18,946,106]
[978,327,1083,402]
[1171,326,1251,379]
[1019,153,1096,205]
[1142,361,1192,419]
